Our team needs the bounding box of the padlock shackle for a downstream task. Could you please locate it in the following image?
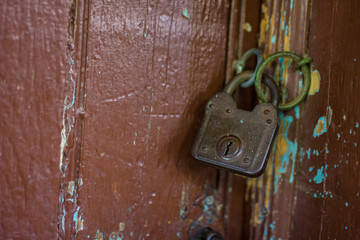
[223,71,253,95]
[223,71,280,107]
[261,74,280,107]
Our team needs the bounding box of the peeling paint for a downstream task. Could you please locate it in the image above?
[309,70,321,95]
[119,222,125,231]
[95,230,104,240]
[273,114,298,191]
[59,54,76,172]
[313,106,333,137]
[78,177,83,187]
[73,206,84,233]
[310,165,328,184]
[312,190,333,198]
[67,181,75,196]
[179,183,189,219]
[243,22,252,32]
[259,4,269,46]
[254,204,268,225]
[182,8,190,19]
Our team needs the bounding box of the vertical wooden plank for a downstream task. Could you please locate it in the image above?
[291,1,360,239]
[243,0,311,239]
[61,1,231,239]
[223,0,262,239]
[0,1,68,239]
[244,0,360,239]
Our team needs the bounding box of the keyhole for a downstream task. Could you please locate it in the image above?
[216,136,241,160]
[224,141,233,156]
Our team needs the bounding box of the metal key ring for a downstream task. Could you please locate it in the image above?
[233,48,264,88]
[254,51,312,111]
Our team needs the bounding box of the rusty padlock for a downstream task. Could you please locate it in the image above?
[191,71,280,177]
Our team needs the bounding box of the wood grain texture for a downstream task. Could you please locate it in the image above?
[223,0,262,239]
[0,1,68,239]
[59,1,231,239]
[244,0,360,239]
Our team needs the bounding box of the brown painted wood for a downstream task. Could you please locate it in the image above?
[0,1,68,239]
[244,0,360,239]
[57,1,232,239]
[4,0,360,239]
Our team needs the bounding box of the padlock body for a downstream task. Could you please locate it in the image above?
[192,92,278,177]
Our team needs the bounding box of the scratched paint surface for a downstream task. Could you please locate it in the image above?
[243,0,360,239]
[0,1,68,239]
[63,1,230,239]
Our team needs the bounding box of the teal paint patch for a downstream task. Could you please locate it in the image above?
[269,221,276,229]
[345,202,349,207]
[313,106,333,137]
[273,114,298,191]
[182,8,190,19]
[299,148,305,162]
[78,178,83,187]
[294,106,300,119]
[73,206,84,233]
[309,167,314,172]
[325,144,329,154]
[95,230,104,240]
[177,232,181,238]
[62,208,66,233]
[313,149,319,156]
[345,226,348,230]
[337,133,341,140]
[313,193,317,198]
[306,148,311,159]
[271,35,276,44]
[130,232,134,236]
[356,122,359,128]
[313,166,327,184]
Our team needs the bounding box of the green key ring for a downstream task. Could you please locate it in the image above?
[254,51,312,111]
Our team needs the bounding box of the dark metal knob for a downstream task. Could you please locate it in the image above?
[195,227,223,240]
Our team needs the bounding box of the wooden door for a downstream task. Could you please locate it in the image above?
[1,0,360,239]
[243,0,360,239]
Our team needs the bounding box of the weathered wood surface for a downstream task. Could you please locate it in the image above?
[2,0,360,239]
[58,1,231,239]
[244,0,360,239]
[0,1,68,239]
